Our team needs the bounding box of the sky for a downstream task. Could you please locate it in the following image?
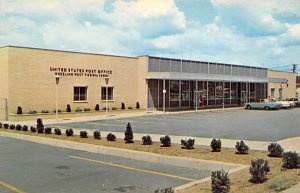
[0,0,300,73]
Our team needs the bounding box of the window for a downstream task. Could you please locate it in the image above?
[271,88,275,97]
[74,87,87,101]
[101,87,114,100]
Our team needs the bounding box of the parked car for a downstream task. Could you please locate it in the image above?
[245,99,282,110]
[271,98,295,109]
[287,97,300,107]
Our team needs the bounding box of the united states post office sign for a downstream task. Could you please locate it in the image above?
[50,67,112,78]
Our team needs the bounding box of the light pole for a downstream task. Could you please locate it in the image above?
[55,75,60,122]
[105,77,109,116]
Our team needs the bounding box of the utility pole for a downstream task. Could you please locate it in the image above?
[292,64,297,73]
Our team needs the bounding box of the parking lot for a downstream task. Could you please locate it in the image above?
[51,108,300,142]
[0,137,216,193]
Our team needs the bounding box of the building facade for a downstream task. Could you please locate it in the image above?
[0,46,296,121]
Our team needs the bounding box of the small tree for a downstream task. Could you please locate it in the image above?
[95,104,100,111]
[268,143,284,158]
[22,125,29,131]
[160,135,171,147]
[9,124,15,130]
[107,133,116,141]
[66,128,74,136]
[94,130,101,139]
[37,118,44,133]
[249,158,270,183]
[282,151,298,169]
[30,126,36,132]
[121,102,125,110]
[45,127,52,134]
[17,106,23,114]
[154,187,174,193]
[54,128,62,135]
[3,123,9,129]
[211,169,230,193]
[66,104,71,112]
[181,138,195,149]
[136,102,140,109]
[16,124,22,131]
[142,135,152,145]
[124,122,134,143]
[80,131,88,138]
[210,138,222,152]
[235,140,249,154]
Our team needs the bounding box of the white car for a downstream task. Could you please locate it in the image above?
[245,99,282,110]
[271,98,295,109]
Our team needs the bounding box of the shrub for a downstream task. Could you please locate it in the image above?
[282,151,299,169]
[80,131,88,138]
[30,126,36,132]
[181,138,195,149]
[128,106,133,109]
[121,102,125,110]
[249,158,270,183]
[235,140,249,154]
[136,102,140,109]
[53,109,62,113]
[142,135,152,145]
[28,110,37,114]
[17,106,22,114]
[41,109,49,113]
[54,128,62,135]
[211,138,222,152]
[211,169,230,193]
[16,124,22,131]
[9,124,15,130]
[103,107,109,111]
[94,130,101,139]
[160,135,171,147]
[95,104,100,111]
[112,107,117,110]
[154,187,174,193]
[44,127,52,134]
[66,129,74,136]
[37,118,44,133]
[66,104,71,112]
[22,125,28,131]
[84,108,90,112]
[4,123,9,129]
[76,107,82,112]
[124,122,134,143]
[107,133,116,141]
[268,143,284,158]
[0,122,2,128]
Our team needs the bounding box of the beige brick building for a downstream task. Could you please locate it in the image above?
[0,46,297,121]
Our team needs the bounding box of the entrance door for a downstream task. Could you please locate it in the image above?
[240,91,248,105]
[194,91,206,109]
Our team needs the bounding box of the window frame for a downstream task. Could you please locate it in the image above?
[101,86,114,101]
[74,86,88,102]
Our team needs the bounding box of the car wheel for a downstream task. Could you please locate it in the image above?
[247,105,252,110]
[265,106,270,110]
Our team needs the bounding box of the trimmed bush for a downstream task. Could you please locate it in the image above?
[107,133,116,141]
[54,128,62,135]
[16,124,22,131]
[142,135,152,145]
[17,106,22,114]
[53,109,62,113]
[30,126,36,132]
[95,104,100,111]
[76,107,82,112]
[128,106,133,109]
[211,169,230,193]
[211,138,222,152]
[235,140,249,154]
[37,118,44,133]
[282,151,299,169]
[66,104,71,112]
[249,158,270,183]
[22,125,28,131]
[160,135,171,147]
[136,102,140,109]
[121,102,125,110]
[154,187,174,193]
[181,138,195,149]
[80,131,88,138]
[0,122,2,128]
[4,123,9,129]
[66,129,74,136]
[9,124,15,130]
[112,107,117,110]
[28,110,37,114]
[45,127,52,134]
[94,130,101,139]
[124,122,134,143]
[84,108,90,112]
[41,109,49,113]
[268,143,284,158]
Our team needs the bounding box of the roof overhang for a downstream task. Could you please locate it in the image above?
[146,72,269,83]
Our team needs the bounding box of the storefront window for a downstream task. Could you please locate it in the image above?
[74,87,87,101]
[101,87,114,100]
[170,80,179,107]
[181,81,190,106]
[208,81,215,105]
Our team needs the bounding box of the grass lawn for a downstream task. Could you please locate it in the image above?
[1,129,299,193]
